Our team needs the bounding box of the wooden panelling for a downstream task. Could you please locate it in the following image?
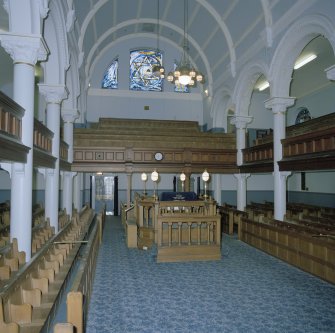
[72,118,238,173]
[242,112,335,172]
[240,218,335,284]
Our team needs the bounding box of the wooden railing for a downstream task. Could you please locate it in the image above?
[54,206,106,333]
[33,119,53,153]
[240,217,335,284]
[60,140,69,161]
[156,200,221,262]
[0,92,29,163]
[0,92,23,141]
[66,210,105,333]
[73,118,238,174]
[242,142,273,163]
[241,112,335,170]
[282,127,335,157]
[0,205,94,332]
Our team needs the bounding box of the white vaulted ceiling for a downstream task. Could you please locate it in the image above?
[72,0,317,93]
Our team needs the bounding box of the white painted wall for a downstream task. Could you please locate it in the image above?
[86,37,204,124]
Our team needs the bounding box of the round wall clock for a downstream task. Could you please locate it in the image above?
[154,152,164,161]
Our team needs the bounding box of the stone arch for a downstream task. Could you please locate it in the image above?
[232,61,269,116]
[42,1,69,85]
[269,14,335,97]
[211,87,233,132]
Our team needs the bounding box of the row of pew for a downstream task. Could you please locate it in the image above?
[220,201,335,284]
[0,205,95,333]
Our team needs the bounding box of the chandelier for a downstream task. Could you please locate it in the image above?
[167,0,204,86]
[152,0,165,78]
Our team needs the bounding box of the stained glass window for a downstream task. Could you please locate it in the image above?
[295,107,311,124]
[129,49,163,92]
[102,58,118,89]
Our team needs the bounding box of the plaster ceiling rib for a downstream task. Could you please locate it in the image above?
[134,0,143,35]
[78,0,237,77]
[176,2,201,48]
[77,0,108,55]
[196,0,236,77]
[160,0,172,36]
[208,0,239,76]
[112,0,117,41]
[234,11,265,49]
[84,19,213,94]
[261,0,273,47]
[187,5,205,62]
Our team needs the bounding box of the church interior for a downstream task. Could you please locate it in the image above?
[0,0,334,332]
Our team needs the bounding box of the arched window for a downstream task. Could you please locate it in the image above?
[129,49,163,91]
[295,107,311,124]
[102,58,118,89]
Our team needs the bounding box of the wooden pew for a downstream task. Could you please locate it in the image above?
[219,204,247,238]
[240,217,335,284]
[53,208,105,333]
[0,205,95,332]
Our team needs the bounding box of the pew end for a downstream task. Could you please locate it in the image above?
[54,322,74,333]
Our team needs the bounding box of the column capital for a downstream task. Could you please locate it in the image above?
[230,115,253,129]
[280,171,291,180]
[234,173,251,181]
[38,84,69,104]
[265,97,295,114]
[61,108,80,123]
[325,65,335,81]
[0,33,48,65]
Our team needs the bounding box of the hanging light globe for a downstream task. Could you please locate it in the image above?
[167,72,174,82]
[178,66,192,85]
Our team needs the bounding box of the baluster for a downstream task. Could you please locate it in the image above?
[197,222,201,245]
[168,222,172,246]
[207,222,210,244]
[178,222,182,246]
[188,222,192,245]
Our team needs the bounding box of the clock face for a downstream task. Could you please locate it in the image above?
[154,152,163,161]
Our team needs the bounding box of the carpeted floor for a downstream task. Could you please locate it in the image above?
[86,216,335,333]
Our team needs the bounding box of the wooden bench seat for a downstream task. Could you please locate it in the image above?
[240,216,335,284]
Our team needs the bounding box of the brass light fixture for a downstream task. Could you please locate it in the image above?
[141,172,148,195]
[151,170,159,199]
[180,172,186,191]
[167,0,204,87]
[202,169,210,199]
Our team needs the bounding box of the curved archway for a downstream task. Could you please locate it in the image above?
[211,87,233,132]
[42,1,69,85]
[232,61,269,116]
[269,14,335,97]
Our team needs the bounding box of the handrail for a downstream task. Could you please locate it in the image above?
[64,207,105,333]
[124,204,135,213]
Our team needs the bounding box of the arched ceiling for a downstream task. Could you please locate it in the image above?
[73,0,280,91]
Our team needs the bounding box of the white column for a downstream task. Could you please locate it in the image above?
[127,173,132,207]
[91,175,96,210]
[73,173,83,211]
[234,173,250,211]
[61,109,79,217]
[213,174,222,205]
[230,115,253,165]
[265,97,295,221]
[39,84,68,233]
[0,34,48,261]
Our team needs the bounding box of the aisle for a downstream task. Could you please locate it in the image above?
[86,216,335,333]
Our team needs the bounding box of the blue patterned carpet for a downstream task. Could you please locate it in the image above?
[86,217,335,333]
